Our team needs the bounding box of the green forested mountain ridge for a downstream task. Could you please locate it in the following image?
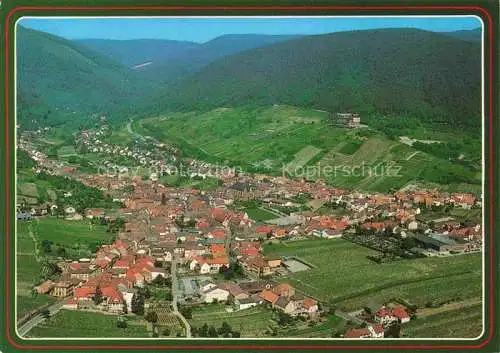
[75,38,199,67]
[443,28,481,43]
[17,26,158,127]
[156,28,481,129]
[121,34,303,85]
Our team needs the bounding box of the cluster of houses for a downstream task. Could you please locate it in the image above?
[196,280,319,318]
[21,126,483,338]
[343,304,412,338]
[34,239,167,314]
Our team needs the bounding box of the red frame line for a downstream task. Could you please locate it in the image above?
[3,5,495,351]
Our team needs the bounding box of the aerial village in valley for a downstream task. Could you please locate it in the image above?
[16,122,483,339]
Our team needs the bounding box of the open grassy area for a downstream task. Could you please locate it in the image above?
[57,145,77,157]
[27,217,111,248]
[402,303,482,338]
[104,125,135,146]
[28,310,150,338]
[263,238,482,311]
[189,304,275,337]
[244,207,278,221]
[278,315,345,338]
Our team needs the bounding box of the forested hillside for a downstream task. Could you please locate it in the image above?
[154,29,481,130]
[17,26,158,127]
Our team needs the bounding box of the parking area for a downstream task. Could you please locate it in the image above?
[282,258,311,273]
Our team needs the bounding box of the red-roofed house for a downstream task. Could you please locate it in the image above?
[86,208,105,219]
[392,307,411,324]
[74,287,95,302]
[375,307,398,325]
[273,283,295,298]
[101,286,125,313]
[189,256,229,274]
[209,230,226,239]
[210,244,226,257]
[256,225,272,235]
[197,219,210,230]
[302,298,319,315]
[344,324,384,338]
[259,289,279,305]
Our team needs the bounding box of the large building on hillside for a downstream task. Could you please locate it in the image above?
[331,113,361,128]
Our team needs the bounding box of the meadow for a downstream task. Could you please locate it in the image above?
[26,217,111,249]
[263,238,482,311]
[28,310,150,338]
[243,207,278,221]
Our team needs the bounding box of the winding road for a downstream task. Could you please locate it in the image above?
[170,258,192,338]
[17,299,68,337]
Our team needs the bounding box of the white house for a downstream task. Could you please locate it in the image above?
[151,268,167,281]
[64,206,76,215]
[235,298,259,311]
[408,220,418,230]
[202,287,230,303]
[199,281,217,294]
[121,291,134,313]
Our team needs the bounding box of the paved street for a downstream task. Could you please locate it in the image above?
[17,299,67,337]
[170,258,192,338]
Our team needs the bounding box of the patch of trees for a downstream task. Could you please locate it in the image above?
[39,259,62,281]
[151,275,171,287]
[67,155,97,173]
[36,171,121,213]
[17,149,36,169]
[218,262,244,280]
[145,311,158,324]
[179,305,192,319]
[193,321,240,338]
[106,218,126,234]
[131,293,145,316]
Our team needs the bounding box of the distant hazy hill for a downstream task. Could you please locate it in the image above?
[75,38,199,67]
[122,34,302,85]
[443,28,481,43]
[157,29,481,129]
[17,26,157,126]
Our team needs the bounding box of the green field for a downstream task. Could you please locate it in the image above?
[278,315,345,338]
[26,217,112,249]
[403,303,482,338]
[17,217,55,319]
[17,170,57,204]
[189,304,275,337]
[28,310,150,338]
[57,145,77,157]
[244,207,278,221]
[137,105,481,193]
[263,239,482,311]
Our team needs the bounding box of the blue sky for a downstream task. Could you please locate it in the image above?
[18,16,481,43]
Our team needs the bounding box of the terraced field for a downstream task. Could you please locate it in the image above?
[402,303,483,338]
[154,306,184,336]
[188,304,275,337]
[137,105,480,193]
[263,238,482,312]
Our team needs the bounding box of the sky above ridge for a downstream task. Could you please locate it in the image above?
[18,16,481,43]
